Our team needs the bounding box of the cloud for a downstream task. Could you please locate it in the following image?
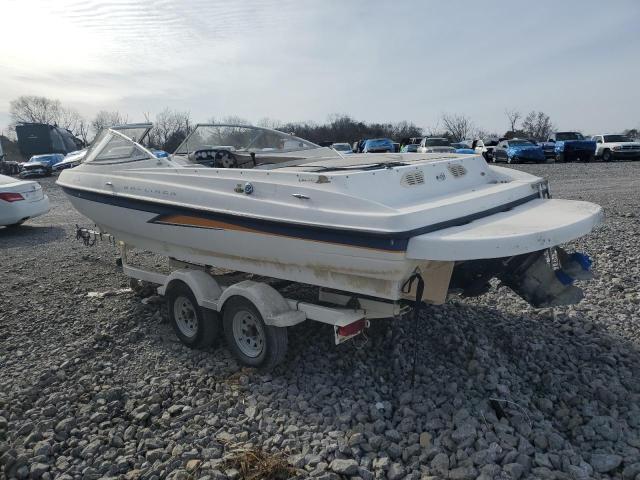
[1,0,639,133]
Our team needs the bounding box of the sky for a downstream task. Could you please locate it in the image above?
[1,0,639,136]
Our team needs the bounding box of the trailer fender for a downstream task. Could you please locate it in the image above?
[218,280,306,327]
[159,270,222,311]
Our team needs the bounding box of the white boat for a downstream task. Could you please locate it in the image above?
[58,124,603,308]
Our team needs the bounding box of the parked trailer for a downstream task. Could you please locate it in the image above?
[107,238,408,368]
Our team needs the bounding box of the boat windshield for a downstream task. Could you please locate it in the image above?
[112,123,152,144]
[174,124,320,155]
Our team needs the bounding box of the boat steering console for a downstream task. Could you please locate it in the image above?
[192,148,238,168]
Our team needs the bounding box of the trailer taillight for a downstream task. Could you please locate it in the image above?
[337,319,365,337]
[0,192,25,202]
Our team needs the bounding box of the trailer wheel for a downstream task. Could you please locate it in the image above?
[167,282,220,348]
[222,296,288,369]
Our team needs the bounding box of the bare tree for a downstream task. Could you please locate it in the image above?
[9,96,63,125]
[76,118,91,145]
[9,95,90,145]
[57,108,85,135]
[475,128,500,141]
[422,121,445,138]
[91,111,127,137]
[257,117,282,129]
[148,108,192,151]
[505,108,521,132]
[441,113,474,141]
[522,111,554,141]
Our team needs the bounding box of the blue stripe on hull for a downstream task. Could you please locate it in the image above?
[62,186,539,253]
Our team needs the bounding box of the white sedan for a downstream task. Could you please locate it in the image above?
[0,174,50,227]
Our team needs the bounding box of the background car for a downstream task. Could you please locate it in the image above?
[52,149,88,172]
[451,142,476,154]
[492,139,546,164]
[541,132,596,162]
[592,134,640,162]
[417,137,456,153]
[331,142,353,154]
[19,154,65,178]
[0,174,50,227]
[401,144,419,153]
[361,138,394,153]
[472,138,500,161]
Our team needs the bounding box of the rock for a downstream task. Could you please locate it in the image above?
[430,453,449,474]
[387,442,402,459]
[33,441,51,457]
[110,434,124,448]
[451,422,477,444]
[547,432,564,450]
[358,467,374,480]
[186,459,202,472]
[622,462,640,480]
[503,463,525,480]
[386,463,405,480]
[146,448,164,462]
[385,430,402,443]
[329,458,359,475]
[16,422,34,436]
[373,457,390,471]
[124,469,142,480]
[29,463,49,478]
[448,466,478,480]
[132,405,150,422]
[419,432,432,448]
[54,417,75,433]
[590,453,622,473]
[567,464,590,480]
[534,452,553,469]
[347,432,363,446]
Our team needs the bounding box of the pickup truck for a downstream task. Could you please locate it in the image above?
[472,138,500,161]
[542,132,596,163]
[417,137,456,154]
[591,134,640,162]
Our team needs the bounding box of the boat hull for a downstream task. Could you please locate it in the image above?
[66,193,453,300]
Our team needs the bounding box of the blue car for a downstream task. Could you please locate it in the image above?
[19,153,65,178]
[451,142,476,154]
[541,132,596,163]
[361,138,394,153]
[492,139,545,164]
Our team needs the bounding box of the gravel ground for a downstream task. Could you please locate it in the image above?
[1,162,639,480]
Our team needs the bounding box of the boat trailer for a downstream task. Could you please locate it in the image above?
[76,226,409,368]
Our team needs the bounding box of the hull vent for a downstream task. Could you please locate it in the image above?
[448,164,467,178]
[401,170,425,187]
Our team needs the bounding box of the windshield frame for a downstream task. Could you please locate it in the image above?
[174,124,321,155]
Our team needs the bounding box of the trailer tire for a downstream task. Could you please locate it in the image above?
[167,281,220,349]
[223,296,288,369]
